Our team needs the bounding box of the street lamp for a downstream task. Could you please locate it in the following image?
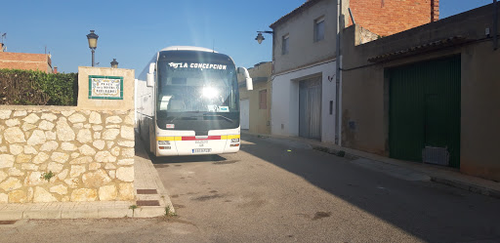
[86,30,99,67]
[255,31,273,44]
[110,58,118,68]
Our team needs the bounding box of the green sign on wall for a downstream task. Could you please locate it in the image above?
[88,75,123,100]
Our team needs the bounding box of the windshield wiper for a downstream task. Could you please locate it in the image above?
[160,115,197,121]
[203,114,234,123]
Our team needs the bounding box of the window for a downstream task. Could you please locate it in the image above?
[281,34,289,55]
[314,16,325,42]
[259,89,267,109]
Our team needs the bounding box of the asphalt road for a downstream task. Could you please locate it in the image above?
[0,134,499,243]
[153,134,500,243]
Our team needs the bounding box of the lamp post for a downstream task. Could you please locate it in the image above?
[86,30,99,67]
[255,31,273,44]
[110,58,118,68]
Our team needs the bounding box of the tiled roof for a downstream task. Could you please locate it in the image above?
[367,36,468,63]
[270,0,323,29]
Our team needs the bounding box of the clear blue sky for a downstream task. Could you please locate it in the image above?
[0,0,494,75]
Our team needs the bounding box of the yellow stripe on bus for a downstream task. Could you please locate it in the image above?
[157,137,182,141]
[158,135,239,141]
[221,135,240,140]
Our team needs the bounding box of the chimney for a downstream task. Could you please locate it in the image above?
[53,66,58,74]
[431,0,440,22]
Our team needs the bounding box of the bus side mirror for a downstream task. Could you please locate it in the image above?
[147,63,156,87]
[238,67,253,91]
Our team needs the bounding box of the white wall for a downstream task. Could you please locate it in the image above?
[272,0,337,74]
[271,61,337,143]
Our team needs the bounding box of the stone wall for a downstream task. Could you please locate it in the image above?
[0,106,135,203]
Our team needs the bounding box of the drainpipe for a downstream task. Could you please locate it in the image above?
[335,0,342,146]
[494,0,498,50]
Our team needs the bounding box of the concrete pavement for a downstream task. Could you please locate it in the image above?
[0,134,174,220]
[244,131,500,199]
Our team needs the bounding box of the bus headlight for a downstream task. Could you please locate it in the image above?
[231,138,240,143]
[158,141,170,145]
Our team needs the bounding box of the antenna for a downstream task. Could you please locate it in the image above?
[212,39,215,53]
[0,33,6,52]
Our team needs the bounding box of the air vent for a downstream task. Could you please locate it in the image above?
[422,146,449,166]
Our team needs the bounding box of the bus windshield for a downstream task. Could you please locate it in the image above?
[155,50,240,131]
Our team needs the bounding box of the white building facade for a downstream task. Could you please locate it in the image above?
[270,0,338,144]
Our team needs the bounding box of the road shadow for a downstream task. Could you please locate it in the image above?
[151,154,227,165]
[134,132,151,160]
[239,133,500,243]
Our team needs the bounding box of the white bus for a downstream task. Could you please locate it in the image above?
[136,46,253,156]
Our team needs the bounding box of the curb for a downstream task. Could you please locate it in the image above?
[430,177,500,199]
[0,202,133,220]
[337,149,500,199]
[243,131,500,199]
[137,153,176,216]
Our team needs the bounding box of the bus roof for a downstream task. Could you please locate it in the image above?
[160,46,217,53]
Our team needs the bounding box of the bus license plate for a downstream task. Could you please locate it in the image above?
[192,148,212,153]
